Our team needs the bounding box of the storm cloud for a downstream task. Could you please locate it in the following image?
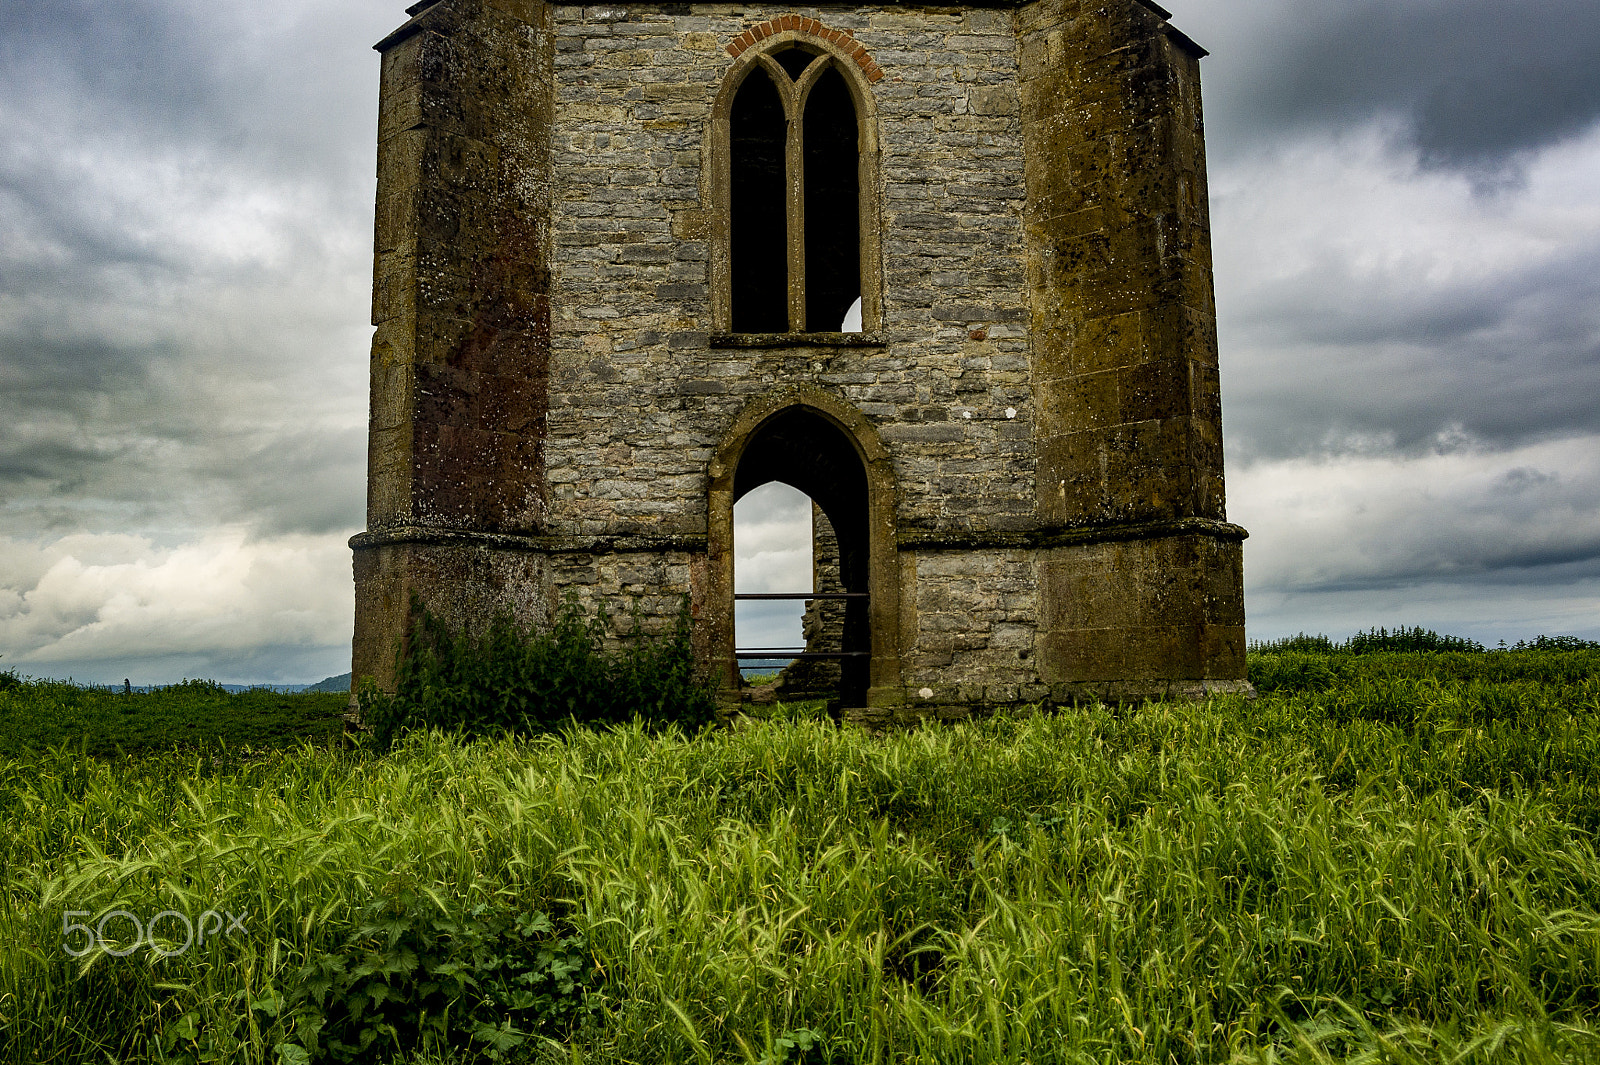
[1211,128,1600,464]
[1,0,1596,682]
[0,0,391,680]
[1183,0,1600,174]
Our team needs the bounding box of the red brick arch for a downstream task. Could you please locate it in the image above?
[725,16,885,83]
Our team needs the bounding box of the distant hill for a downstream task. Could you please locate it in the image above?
[302,673,353,693]
[11,677,351,694]
[217,683,307,693]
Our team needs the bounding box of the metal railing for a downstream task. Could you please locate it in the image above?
[733,592,868,660]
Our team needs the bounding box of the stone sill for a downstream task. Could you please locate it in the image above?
[709,332,887,350]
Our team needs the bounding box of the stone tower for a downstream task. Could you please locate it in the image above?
[351,0,1250,719]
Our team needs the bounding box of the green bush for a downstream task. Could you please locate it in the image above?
[268,893,606,1064]
[358,594,718,748]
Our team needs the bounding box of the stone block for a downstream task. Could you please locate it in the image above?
[968,85,1021,116]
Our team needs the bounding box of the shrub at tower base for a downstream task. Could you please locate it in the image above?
[356,594,719,748]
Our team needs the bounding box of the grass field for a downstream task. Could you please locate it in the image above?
[0,677,348,759]
[1,649,1598,1063]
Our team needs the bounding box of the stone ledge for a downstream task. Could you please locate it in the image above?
[552,0,1028,7]
[353,520,1242,557]
[351,525,708,555]
[375,1,448,52]
[709,332,889,349]
[1048,678,1257,703]
[899,517,1249,552]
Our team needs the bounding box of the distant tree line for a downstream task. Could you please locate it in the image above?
[1252,626,1600,655]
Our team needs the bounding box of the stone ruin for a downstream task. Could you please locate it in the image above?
[350,0,1250,722]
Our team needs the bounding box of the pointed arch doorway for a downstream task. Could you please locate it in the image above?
[707,390,901,709]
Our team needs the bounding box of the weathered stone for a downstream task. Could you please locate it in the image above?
[350,0,1248,715]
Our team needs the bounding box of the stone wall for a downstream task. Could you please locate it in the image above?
[902,547,1043,702]
[544,2,1036,542]
[551,548,699,639]
[353,0,1250,710]
[355,0,560,691]
[1018,0,1223,528]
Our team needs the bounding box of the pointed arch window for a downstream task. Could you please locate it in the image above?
[714,39,880,335]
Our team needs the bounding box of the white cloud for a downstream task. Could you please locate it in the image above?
[0,528,354,683]
[1214,123,1600,324]
[1232,433,1600,640]
[733,483,814,652]
[733,483,813,594]
[1212,119,1600,471]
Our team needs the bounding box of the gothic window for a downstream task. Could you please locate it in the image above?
[730,65,789,332]
[718,42,877,334]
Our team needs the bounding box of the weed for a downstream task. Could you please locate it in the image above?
[270,893,607,1063]
[357,594,718,749]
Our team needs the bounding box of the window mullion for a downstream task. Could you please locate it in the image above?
[786,92,806,333]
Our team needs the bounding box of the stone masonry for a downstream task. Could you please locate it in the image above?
[351,0,1250,720]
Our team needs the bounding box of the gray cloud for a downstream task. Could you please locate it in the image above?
[1178,0,1600,174]
[0,530,354,685]
[1223,257,1600,463]
[0,0,384,185]
[0,0,383,546]
[1175,0,1600,640]
[209,428,368,537]
[27,646,352,688]
[1231,436,1600,618]
[0,331,160,405]
[733,484,813,651]
[3,0,1597,678]
[1246,578,1600,648]
[1211,126,1600,466]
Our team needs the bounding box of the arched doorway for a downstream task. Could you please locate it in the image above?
[706,390,901,709]
[732,407,872,704]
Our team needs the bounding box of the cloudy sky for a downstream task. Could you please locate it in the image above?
[1,0,1596,684]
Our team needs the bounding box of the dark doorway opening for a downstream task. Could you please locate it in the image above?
[732,407,870,707]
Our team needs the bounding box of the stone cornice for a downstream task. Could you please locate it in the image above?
[898,518,1248,551]
[352,519,1245,557]
[380,1,1209,58]
[350,526,709,555]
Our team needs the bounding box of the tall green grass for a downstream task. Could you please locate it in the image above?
[0,651,1597,1063]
